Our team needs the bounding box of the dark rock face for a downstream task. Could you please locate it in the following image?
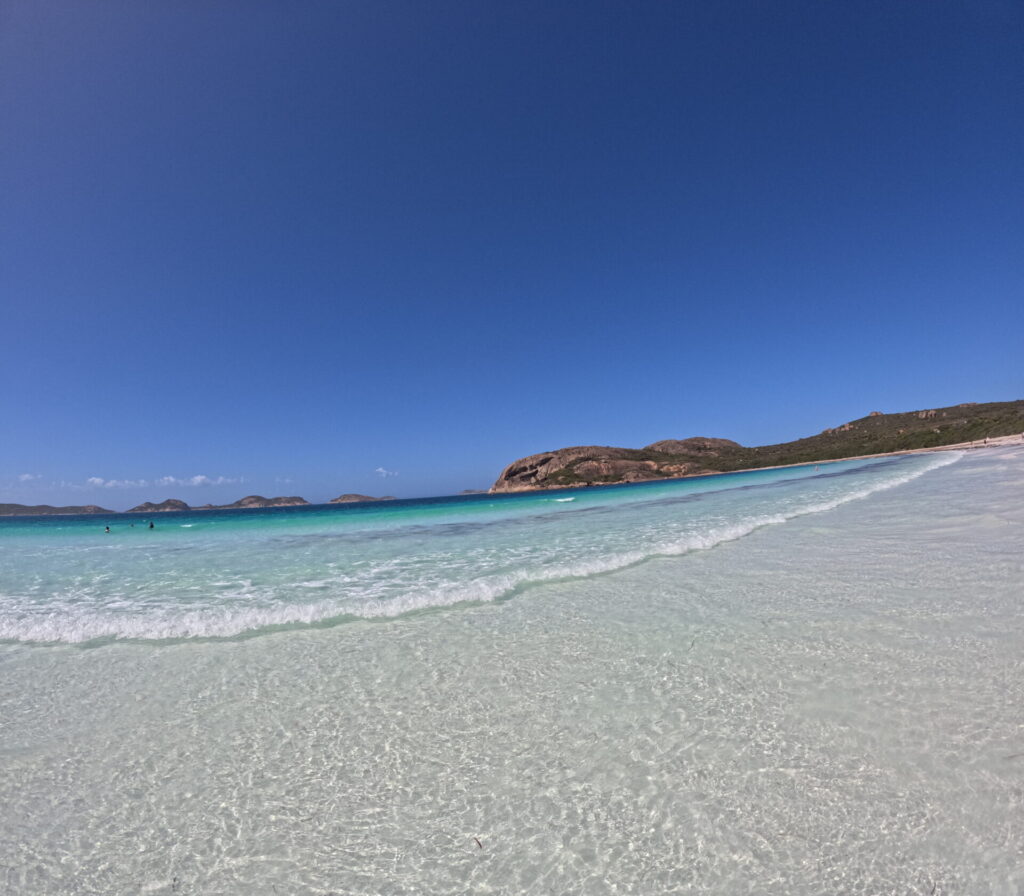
[127,499,191,513]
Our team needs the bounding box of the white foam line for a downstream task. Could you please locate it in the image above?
[1,453,961,643]
[348,452,963,620]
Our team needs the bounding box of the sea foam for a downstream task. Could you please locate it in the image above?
[0,453,961,644]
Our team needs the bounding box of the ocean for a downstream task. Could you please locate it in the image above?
[1,448,1022,894]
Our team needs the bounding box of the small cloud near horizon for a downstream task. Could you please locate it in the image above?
[18,473,41,482]
[84,474,241,489]
[87,477,149,488]
[375,466,399,478]
[155,475,241,487]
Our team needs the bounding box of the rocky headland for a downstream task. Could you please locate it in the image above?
[490,400,1024,492]
[491,438,739,493]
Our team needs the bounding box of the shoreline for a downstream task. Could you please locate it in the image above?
[3,448,1022,892]
[4,434,1024,517]
[702,430,1024,477]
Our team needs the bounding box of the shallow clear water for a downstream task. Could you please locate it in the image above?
[0,456,954,644]
[1,449,1022,894]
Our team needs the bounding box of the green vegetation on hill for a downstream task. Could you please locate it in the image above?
[498,400,1024,490]
[708,400,1024,472]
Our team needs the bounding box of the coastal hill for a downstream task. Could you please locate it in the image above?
[127,499,191,513]
[490,399,1024,492]
[2,493,368,517]
[216,495,309,509]
[0,503,112,517]
[329,494,396,503]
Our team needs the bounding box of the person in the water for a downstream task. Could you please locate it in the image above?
[105,526,110,533]
[148,521,154,529]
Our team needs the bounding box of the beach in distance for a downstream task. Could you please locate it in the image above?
[2,444,1023,894]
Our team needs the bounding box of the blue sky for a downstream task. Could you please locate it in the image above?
[2,1,1022,508]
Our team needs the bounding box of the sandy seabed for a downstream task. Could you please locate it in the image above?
[1,447,1022,895]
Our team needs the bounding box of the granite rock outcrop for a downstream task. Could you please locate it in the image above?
[490,443,719,493]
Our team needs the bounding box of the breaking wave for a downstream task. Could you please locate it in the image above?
[0,453,961,644]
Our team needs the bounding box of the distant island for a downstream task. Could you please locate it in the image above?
[490,399,1024,492]
[126,499,192,513]
[0,493,395,516]
[209,495,309,510]
[126,496,311,512]
[329,494,396,503]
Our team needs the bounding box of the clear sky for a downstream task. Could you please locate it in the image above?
[2,1,1022,508]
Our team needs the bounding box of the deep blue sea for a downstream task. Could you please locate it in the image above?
[2,448,1023,894]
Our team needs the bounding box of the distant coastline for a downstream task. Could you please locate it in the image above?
[0,494,397,518]
[5,400,1022,516]
[0,503,115,517]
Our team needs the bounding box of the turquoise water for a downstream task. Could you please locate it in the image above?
[2,448,1023,894]
[0,457,950,644]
